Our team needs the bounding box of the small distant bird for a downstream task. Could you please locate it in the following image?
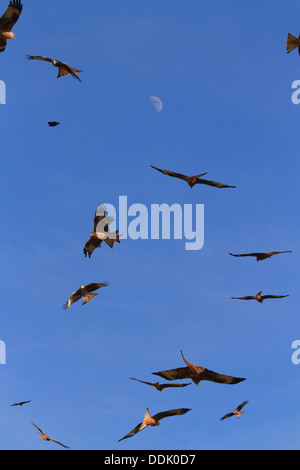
[32,423,70,449]
[63,282,108,310]
[287,33,300,54]
[118,408,191,442]
[151,165,235,189]
[83,205,122,258]
[48,121,60,127]
[26,55,83,81]
[229,251,292,262]
[231,291,289,304]
[0,0,23,53]
[11,400,31,407]
[130,377,191,392]
[152,350,246,387]
[221,401,249,421]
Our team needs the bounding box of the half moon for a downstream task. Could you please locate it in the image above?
[149,96,163,113]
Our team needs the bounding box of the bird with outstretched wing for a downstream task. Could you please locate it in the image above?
[221,401,249,421]
[63,282,108,310]
[130,377,191,392]
[232,291,289,304]
[26,55,83,81]
[11,400,31,407]
[229,251,292,262]
[32,423,70,449]
[0,0,22,53]
[151,165,235,189]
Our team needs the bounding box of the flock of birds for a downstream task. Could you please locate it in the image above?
[0,0,296,449]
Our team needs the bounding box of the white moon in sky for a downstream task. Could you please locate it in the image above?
[149,96,163,113]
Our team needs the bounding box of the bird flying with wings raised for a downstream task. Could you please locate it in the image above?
[63,282,108,310]
[11,400,31,407]
[221,401,249,421]
[231,291,289,304]
[118,408,191,442]
[130,377,192,392]
[0,0,22,53]
[152,351,246,387]
[287,33,300,54]
[83,205,122,258]
[229,251,292,262]
[26,55,83,81]
[32,423,70,449]
[151,165,235,189]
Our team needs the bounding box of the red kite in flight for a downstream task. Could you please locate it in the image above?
[130,377,191,392]
[63,282,108,309]
[83,205,122,258]
[232,291,289,304]
[287,33,300,54]
[11,400,31,407]
[26,55,83,81]
[221,401,249,421]
[152,351,246,386]
[229,251,292,262]
[151,165,235,189]
[0,0,22,53]
[32,423,70,449]
[118,408,191,442]
[48,122,60,127]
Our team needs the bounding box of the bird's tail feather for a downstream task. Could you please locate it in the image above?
[82,293,98,305]
[286,33,300,53]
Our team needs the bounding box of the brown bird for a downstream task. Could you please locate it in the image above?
[11,400,31,407]
[48,121,60,127]
[231,291,289,304]
[151,165,235,189]
[83,205,122,258]
[287,33,300,54]
[32,423,70,449]
[118,408,191,442]
[26,55,83,81]
[0,0,22,53]
[152,350,246,387]
[130,377,192,392]
[63,282,108,310]
[221,401,249,421]
[229,251,292,262]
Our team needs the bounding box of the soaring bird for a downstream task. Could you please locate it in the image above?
[26,55,83,81]
[0,0,22,53]
[151,165,235,189]
[130,377,192,392]
[11,400,31,407]
[287,33,300,54]
[231,291,289,304]
[152,351,246,387]
[229,251,292,262]
[48,121,60,127]
[83,205,122,258]
[118,408,191,442]
[63,283,108,310]
[32,423,70,449]
[221,401,249,421]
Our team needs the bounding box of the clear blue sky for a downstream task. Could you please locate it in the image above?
[0,0,299,450]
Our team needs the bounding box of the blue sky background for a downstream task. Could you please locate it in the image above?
[0,0,299,450]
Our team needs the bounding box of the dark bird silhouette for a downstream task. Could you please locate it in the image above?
[11,400,31,407]
[287,33,300,54]
[152,351,246,387]
[130,377,191,392]
[151,165,235,189]
[26,55,83,81]
[32,423,70,449]
[63,282,108,309]
[231,291,289,304]
[221,401,249,421]
[229,251,292,262]
[83,205,122,258]
[118,408,191,442]
[0,0,22,53]
[48,121,60,127]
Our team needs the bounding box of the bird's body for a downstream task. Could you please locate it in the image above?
[152,351,246,387]
[130,377,191,392]
[151,165,235,189]
[229,251,292,262]
[232,291,289,304]
[26,55,83,81]
[0,0,22,52]
[63,282,108,309]
[221,401,249,421]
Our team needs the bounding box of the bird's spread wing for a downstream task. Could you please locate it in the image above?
[236,401,249,412]
[160,383,192,389]
[32,423,45,435]
[93,205,109,232]
[151,166,189,181]
[267,251,293,256]
[83,238,102,258]
[63,291,82,310]
[220,412,235,421]
[195,177,235,189]
[49,438,71,449]
[232,296,255,301]
[152,367,190,381]
[26,55,54,63]
[229,253,262,258]
[57,63,82,81]
[200,368,246,385]
[261,295,289,300]
[130,378,156,387]
[152,408,191,423]
[85,282,109,293]
[118,422,144,442]
[0,0,22,32]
